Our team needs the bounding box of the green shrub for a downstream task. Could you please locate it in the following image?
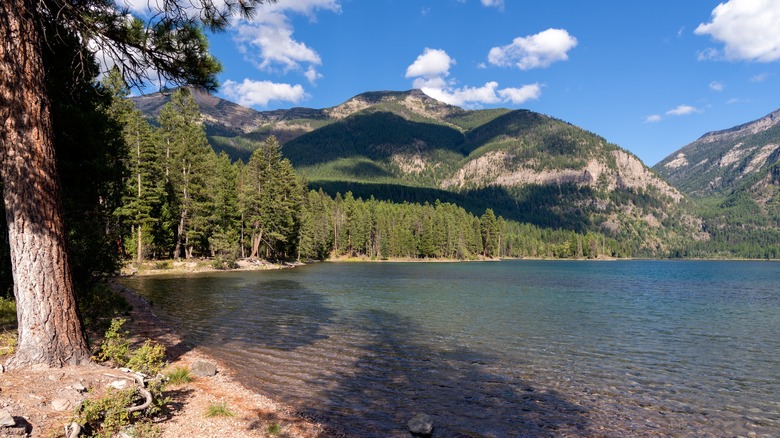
[204,402,234,418]
[126,340,166,376]
[0,298,16,329]
[75,388,137,437]
[97,318,130,366]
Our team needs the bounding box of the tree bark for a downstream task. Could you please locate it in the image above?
[0,0,91,366]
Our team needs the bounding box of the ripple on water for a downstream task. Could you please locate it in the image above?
[123,261,780,437]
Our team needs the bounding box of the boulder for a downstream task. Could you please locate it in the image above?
[191,361,217,377]
[407,413,434,437]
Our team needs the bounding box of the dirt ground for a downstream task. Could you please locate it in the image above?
[0,279,339,437]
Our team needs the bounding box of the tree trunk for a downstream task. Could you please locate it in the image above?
[0,0,90,367]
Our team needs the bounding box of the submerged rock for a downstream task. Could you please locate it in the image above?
[407,413,434,437]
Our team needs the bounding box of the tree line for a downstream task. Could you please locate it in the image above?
[109,85,622,265]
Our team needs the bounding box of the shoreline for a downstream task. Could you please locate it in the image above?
[108,279,336,437]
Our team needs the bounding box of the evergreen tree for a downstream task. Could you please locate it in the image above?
[158,88,214,259]
[242,136,303,259]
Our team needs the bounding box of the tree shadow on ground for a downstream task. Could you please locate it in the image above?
[299,309,592,437]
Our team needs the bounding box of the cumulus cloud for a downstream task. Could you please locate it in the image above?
[222,79,308,107]
[695,0,780,62]
[488,28,578,70]
[232,0,341,82]
[645,104,702,123]
[423,80,544,109]
[709,81,724,91]
[405,48,454,80]
[404,48,541,108]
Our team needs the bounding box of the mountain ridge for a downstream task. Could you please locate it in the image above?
[133,88,701,254]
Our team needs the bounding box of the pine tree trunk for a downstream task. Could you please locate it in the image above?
[0,0,90,367]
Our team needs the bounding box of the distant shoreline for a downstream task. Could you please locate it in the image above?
[120,254,777,277]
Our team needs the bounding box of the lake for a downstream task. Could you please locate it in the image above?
[121,260,780,437]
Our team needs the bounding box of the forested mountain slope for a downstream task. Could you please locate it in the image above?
[654,109,780,258]
[134,89,703,255]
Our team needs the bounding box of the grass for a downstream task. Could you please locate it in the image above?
[165,366,193,385]
[0,330,16,357]
[204,402,234,418]
[267,422,282,435]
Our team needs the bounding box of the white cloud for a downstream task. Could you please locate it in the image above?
[222,79,308,107]
[488,28,578,70]
[405,48,540,108]
[481,0,504,10]
[644,104,702,123]
[497,84,543,104]
[666,104,699,116]
[232,0,340,82]
[421,82,541,108]
[709,81,724,91]
[695,0,780,62]
[405,48,454,80]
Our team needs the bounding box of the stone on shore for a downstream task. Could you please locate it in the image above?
[191,361,217,377]
[0,410,14,427]
[407,413,434,437]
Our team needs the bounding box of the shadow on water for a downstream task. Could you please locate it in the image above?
[124,275,335,352]
[302,309,591,438]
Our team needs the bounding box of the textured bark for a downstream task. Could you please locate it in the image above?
[0,0,91,367]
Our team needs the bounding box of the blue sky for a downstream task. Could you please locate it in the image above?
[130,0,780,166]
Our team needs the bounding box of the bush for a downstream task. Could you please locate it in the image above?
[0,297,15,329]
[97,318,130,366]
[76,388,137,437]
[127,340,166,376]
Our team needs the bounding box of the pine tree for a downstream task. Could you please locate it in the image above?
[158,88,214,259]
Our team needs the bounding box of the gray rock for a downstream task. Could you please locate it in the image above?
[70,383,87,393]
[0,409,14,427]
[407,413,434,437]
[191,361,217,377]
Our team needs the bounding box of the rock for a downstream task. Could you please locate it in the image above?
[109,380,128,390]
[0,409,14,427]
[51,399,70,412]
[407,413,434,437]
[70,383,87,393]
[191,361,217,377]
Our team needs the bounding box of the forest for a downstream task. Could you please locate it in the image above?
[99,82,626,269]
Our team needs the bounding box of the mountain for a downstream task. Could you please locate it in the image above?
[134,88,702,255]
[654,109,780,196]
[654,109,780,258]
